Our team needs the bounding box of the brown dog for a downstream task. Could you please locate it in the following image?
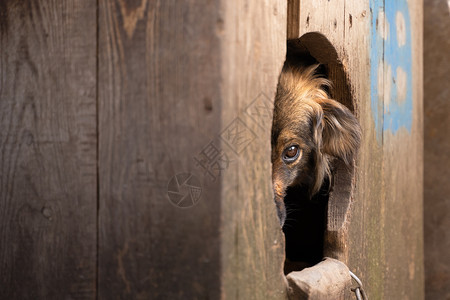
[271,63,361,226]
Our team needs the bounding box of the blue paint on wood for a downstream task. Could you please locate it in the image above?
[370,0,413,141]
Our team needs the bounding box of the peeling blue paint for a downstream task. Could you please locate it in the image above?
[370,0,413,141]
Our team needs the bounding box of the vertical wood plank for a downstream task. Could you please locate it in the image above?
[424,0,450,298]
[0,1,97,299]
[219,0,288,299]
[287,0,300,39]
[98,1,224,298]
[346,1,387,298]
[379,0,424,298]
[98,0,288,298]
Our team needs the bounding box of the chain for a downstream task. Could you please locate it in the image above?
[349,270,368,300]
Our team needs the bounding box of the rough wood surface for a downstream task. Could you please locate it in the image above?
[423,0,450,299]
[0,1,97,298]
[97,0,224,299]
[287,0,300,39]
[218,1,289,298]
[368,0,424,298]
[98,0,289,298]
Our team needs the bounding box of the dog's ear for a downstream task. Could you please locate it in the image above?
[316,98,361,164]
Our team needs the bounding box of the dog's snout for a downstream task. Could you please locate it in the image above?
[274,195,286,226]
[272,176,288,226]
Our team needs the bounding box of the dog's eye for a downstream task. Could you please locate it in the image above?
[282,145,301,163]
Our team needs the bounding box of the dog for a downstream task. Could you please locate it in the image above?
[271,63,361,266]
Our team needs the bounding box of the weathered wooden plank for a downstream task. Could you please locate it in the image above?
[287,0,300,39]
[98,1,224,298]
[345,1,387,298]
[423,0,450,299]
[0,1,97,298]
[98,0,288,299]
[379,0,424,298]
[219,1,288,299]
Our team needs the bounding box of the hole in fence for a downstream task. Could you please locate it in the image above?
[272,32,357,275]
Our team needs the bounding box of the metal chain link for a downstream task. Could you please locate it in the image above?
[350,270,368,300]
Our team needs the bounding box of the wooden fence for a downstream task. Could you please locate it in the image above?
[0,0,423,299]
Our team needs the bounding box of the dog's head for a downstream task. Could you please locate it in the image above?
[271,64,361,225]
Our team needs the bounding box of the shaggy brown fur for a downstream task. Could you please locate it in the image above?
[271,64,361,225]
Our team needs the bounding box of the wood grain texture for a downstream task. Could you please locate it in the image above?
[379,1,424,298]
[0,1,97,299]
[97,0,291,298]
[98,0,288,298]
[219,1,288,299]
[423,0,450,299]
[343,2,387,298]
[98,0,224,298]
[287,0,300,39]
